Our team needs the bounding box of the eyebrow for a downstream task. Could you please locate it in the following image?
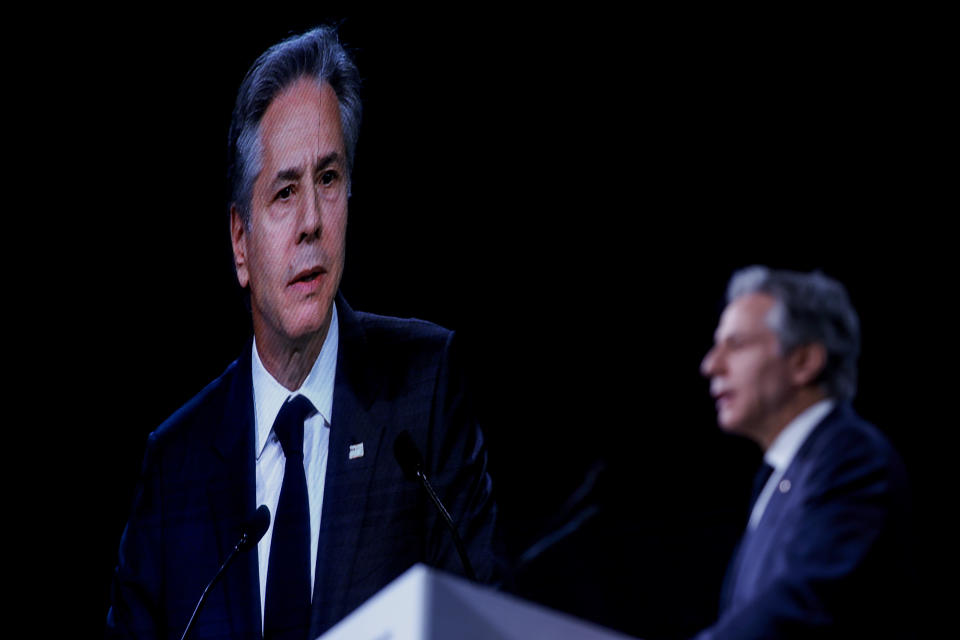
[270,152,342,187]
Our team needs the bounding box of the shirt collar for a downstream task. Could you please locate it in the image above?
[252,302,339,459]
[764,398,835,472]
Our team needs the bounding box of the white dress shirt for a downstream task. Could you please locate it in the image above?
[251,304,339,623]
[748,398,835,530]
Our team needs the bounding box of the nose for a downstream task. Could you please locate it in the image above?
[701,345,720,378]
[297,183,323,243]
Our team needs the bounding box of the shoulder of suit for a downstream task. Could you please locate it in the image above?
[805,404,909,482]
[351,308,455,358]
[147,357,242,448]
[344,309,465,402]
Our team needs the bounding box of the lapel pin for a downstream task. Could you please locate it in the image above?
[349,442,364,460]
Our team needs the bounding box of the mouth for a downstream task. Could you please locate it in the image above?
[711,388,733,410]
[288,266,327,289]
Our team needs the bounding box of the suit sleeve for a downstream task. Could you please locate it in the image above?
[106,433,165,640]
[422,330,501,583]
[693,436,911,640]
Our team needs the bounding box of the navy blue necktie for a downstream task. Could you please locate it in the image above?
[749,462,775,510]
[264,395,315,640]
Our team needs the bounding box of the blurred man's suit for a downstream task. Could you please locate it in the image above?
[107,296,498,639]
[697,401,913,639]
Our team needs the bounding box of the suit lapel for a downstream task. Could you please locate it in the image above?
[724,403,850,610]
[207,341,261,636]
[310,295,385,636]
[758,402,848,527]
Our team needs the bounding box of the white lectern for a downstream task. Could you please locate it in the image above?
[318,563,636,640]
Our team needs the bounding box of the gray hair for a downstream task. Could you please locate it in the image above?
[228,26,362,226]
[727,265,861,401]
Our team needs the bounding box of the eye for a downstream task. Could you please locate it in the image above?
[275,185,295,201]
[720,335,744,351]
[318,169,339,187]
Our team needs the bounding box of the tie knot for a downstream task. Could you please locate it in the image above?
[272,395,315,459]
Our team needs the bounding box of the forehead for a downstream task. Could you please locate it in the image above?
[259,78,344,159]
[716,292,777,338]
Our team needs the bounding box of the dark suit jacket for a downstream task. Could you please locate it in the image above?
[106,297,498,639]
[695,402,914,639]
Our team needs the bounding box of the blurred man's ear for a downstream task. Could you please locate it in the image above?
[789,342,827,388]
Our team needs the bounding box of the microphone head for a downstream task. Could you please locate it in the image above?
[394,430,424,481]
[238,505,270,551]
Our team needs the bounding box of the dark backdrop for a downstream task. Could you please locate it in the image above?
[46,10,947,639]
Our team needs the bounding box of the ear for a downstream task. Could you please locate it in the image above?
[230,205,250,289]
[788,342,827,387]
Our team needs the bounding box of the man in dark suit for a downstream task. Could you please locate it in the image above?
[693,266,913,639]
[107,26,497,639]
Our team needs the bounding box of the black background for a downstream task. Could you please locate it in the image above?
[32,9,948,638]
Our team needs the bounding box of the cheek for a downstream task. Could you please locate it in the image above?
[322,213,348,261]
[247,235,287,289]
[729,354,758,386]
[755,362,791,405]
[326,208,348,240]
[729,357,765,406]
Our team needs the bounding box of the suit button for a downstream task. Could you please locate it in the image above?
[779,479,792,493]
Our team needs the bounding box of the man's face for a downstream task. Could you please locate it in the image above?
[700,293,797,443]
[231,79,348,350]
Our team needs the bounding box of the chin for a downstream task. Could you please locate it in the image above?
[718,421,737,434]
[286,306,333,341]
[718,414,745,435]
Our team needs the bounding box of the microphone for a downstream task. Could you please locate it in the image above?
[237,504,271,552]
[394,431,477,582]
[180,505,270,640]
